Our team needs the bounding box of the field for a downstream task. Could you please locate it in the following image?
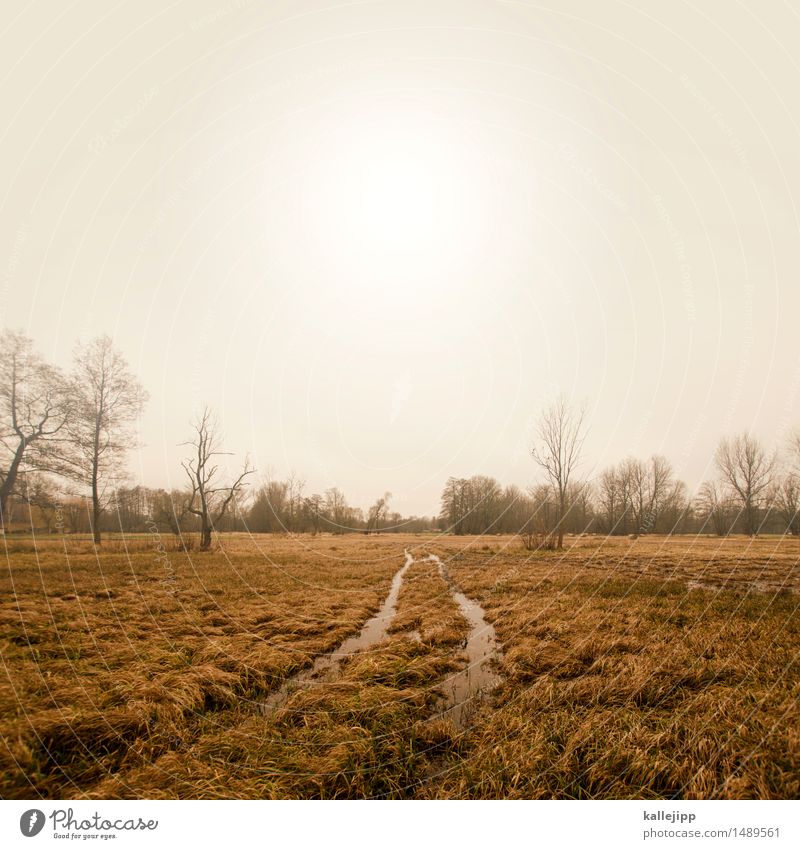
[1,532,798,799]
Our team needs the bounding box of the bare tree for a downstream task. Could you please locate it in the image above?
[597,466,624,534]
[14,472,61,533]
[63,336,147,543]
[531,396,587,549]
[324,487,349,534]
[715,433,775,536]
[286,472,305,533]
[771,475,800,536]
[521,483,558,550]
[150,488,192,543]
[365,492,391,534]
[629,455,674,537]
[305,493,326,535]
[566,479,594,533]
[695,480,733,536]
[181,407,254,550]
[0,330,72,531]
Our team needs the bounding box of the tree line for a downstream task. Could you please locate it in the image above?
[2,330,798,549]
[0,329,434,546]
[442,399,800,548]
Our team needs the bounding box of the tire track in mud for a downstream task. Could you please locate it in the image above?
[260,549,414,713]
[425,554,503,729]
[259,549,503,727]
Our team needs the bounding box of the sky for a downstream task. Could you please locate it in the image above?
[1,0,799,516]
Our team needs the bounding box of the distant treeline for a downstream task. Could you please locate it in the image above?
[2,328,798,543]
[6,457,797,540]
[2,481,436,537]
[442,459,797,538]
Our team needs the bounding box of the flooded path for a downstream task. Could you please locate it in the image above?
[427,554,503,728]
[259,549,502,726]
[261,549,414,713]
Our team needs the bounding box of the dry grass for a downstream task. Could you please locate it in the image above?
[1,532,798,798]
[421,534,800,799]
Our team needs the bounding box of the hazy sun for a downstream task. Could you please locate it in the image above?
[299,106,489,283]
[335,133,450,251]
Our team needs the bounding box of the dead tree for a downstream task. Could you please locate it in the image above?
[530,396,587,550]
[181,407,253,550]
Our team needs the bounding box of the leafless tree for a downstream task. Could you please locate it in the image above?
[695,480,733,536]
[715,433,775,536]
[286,472,305,533]
[597,466,625,534]
[531,396,587,549]
[150,488,192,542]
[628,455,674,537]
[771,475,800,536]
[305,493,325,535]
[14,472,62,533]
[324,487,349,533]
[181,407,254,550]
[0,330,72,530]
[521,483,558,550]
[365,492,391,534]
[62,335,147,543]
[566,479,594,533]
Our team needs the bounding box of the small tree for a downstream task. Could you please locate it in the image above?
[305,493,325,535]
[150,488,192,544]
[365,492,391,534]
[324,487,349,534]
[16,473,61,533]
[772,475,800,536]
[181,407,253,550]
[696,480,733,536]
[521,483,558,550]
[530,396,587,549]
[714,433,775,536]
[628,455,674,537]
[66,336,147,543]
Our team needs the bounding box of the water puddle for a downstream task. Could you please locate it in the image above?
[426,554,502,728]
[261,549,414,713]
[260,549,503,726]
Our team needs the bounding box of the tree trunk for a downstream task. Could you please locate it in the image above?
[0,443,26,532]
[91,477,101,544]
[200,519,212,551]
[91,416,102,544]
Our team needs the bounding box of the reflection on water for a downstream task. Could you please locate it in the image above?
[426,554,502,728]
[261,549,414,713]
[260,549,503,728]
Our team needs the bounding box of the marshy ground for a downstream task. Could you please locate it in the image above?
[1,533,798,799]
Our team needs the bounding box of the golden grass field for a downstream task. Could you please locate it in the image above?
[1,532,798,799]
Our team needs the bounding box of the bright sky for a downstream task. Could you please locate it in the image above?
[1,0,799,515]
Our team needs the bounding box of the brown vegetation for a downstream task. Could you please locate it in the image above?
[1,533,797,799]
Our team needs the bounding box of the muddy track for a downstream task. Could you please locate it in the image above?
[425,553,503,728]
[259,549,503,725]
[260,549,414,713]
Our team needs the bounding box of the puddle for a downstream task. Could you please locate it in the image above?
[426,554,502,728]
[260,549,503,725]
[261,549,413,713]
